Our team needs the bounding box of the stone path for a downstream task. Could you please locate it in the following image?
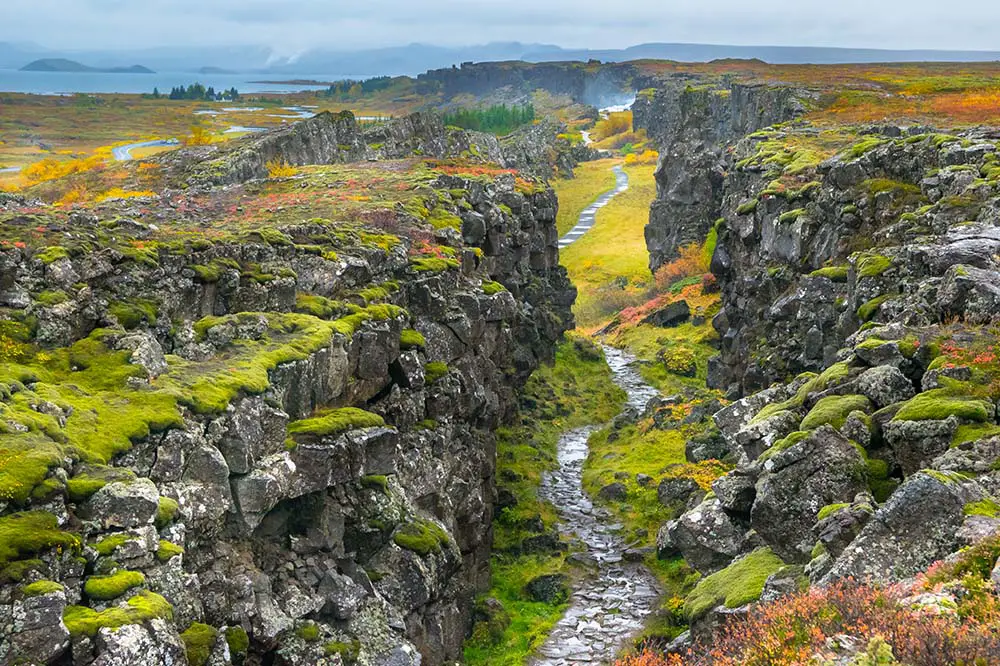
[531,346,662,665]
[558,166,629,249]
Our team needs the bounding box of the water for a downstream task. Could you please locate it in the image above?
[0,70,365,95]
[530,346,662,665]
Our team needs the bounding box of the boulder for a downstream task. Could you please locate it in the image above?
[857,365,915,409]
[642,299,690,327]
[822,471,987,584]
[657,477,702,510]
[525,574,568,604]
[82,478,160,529]
[666,497,751,574]
[884,416,960,476]
[751,427,869,562]
[597,482,627,502]
[712,470,757,516]
[9,589,70,663]
[735,410,801,461]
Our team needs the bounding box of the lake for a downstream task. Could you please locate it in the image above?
[0,70,369,95]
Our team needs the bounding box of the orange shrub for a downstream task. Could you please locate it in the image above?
[592,111,633,141]
[654,244,710,290]
[625,149,659,166]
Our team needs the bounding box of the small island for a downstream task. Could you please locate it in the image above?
[20,58,155,74]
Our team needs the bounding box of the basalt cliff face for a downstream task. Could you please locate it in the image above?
[641,75,1000,649]
[0,116,573,665]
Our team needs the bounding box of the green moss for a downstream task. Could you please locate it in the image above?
[393,518,450,556]
[296,622,321,642]
[427,207,463,231]
[952,423,1000,447]
[225,626,250,656]
[0,511,80,568]
[856,254,893,278]
[811,542,827,560]
[400,329,426,350]
[287,407,385,443]
[156,497,179,528]
[324,639,360,662]
[684,548,785,620]
[361,475,389,493]
[22,580,64,597]
[893,383,992,423]
[482,281,507,296]
[778,208,807,223]
[156,540,184,562]
[736,199,758,215]
[964,499,1000,517]
[34,246,70,265]
[248,227,291,247]
[809,265,849,282]
[843,137,887,160]
[63,591,173,638]
[108,299,158,330]
[842,204,859,215]
[817,503,850,521]
[857,294,892,322]
[800,394,871,431]
[410,257,460,272]
[923,469,971,486]
[424,361,449,384]
[752,362,852,424]
[294,293,347,319]
[36,290,68,306]
[416,419,438,430]
[84,570,145,601]
[760,430,811,461]
[191,258,240,283]
[94,533,137,556]
[182,622,219,666]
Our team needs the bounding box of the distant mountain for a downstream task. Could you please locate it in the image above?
[20,58,154,74]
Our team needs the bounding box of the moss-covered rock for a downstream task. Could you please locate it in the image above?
[684,547,785,621]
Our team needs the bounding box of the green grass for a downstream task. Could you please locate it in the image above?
[551,158,620,237]
[684,548,785,621]
[611,323,720,395]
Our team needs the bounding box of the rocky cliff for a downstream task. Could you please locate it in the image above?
[634,78,810,272]
[0,125,573,665]
[650,101,1000,646]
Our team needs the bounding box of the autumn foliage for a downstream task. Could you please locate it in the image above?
[654,243,711,290]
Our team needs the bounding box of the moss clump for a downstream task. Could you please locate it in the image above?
[225,626,250,656]
[63,591,173,638]
[809,265,849,282]
[857,294,892,322]
[843,137,886,160]
[965,499,1000,517]
[427,207,463,231]
[108,299,158,329]
[191,258,240,283]
[760,430,811,461]
[325,639,360,662]
[893,383,992,423]
[410,257,460,272]
[393,518,450,556]
[736,199,759,215]
[361,475,389,493]
[294,293,347,319]
[685,547,785,620]
[34,246,69,265]
[22,580,64,597]
[156,540,184,562]
[0,511,80,570]
[156,497,179,528]
[857,254,893,278]
[778,208,807,223]
[400,329,426,350]
[94,533,137,556]
[424,362,449,384]
[817,503,850,521]
[182,622,219,666]
[752,362,852,424]
[800,394,871,431]
[36,290,68,306]
[296,622,321,642]
[84,570,146,601]
[482,281,506,296]
[286,407,385,443]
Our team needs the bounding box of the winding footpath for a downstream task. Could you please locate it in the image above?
[531,346,662,665]
[112,139,180,162]
[558,166,629,249]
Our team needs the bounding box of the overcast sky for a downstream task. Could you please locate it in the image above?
[5,0,1000,55]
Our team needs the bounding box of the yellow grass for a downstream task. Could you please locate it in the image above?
[559,163,657,330]
[551,158,620,237]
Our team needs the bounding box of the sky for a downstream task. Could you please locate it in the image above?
[4,0,1000,55]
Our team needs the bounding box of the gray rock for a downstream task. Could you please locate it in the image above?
[823,471,986,584]
[857,365,915,409]
[82,478,160,529]
[713,471,757,516]
[657,477,701,509]
[597,482,627,502]
[884,416,960,476]
[752,427,868,562]
[668,497,750,574]
[525,574,568,604]
[9,590,70,663]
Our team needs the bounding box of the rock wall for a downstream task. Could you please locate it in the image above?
[634,78,809,272]
[0,168,573,664]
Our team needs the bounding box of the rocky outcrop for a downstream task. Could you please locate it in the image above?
[0,134,572,664]
[634,79,810,271]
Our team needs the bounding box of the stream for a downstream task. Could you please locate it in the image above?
[558,166,629,249]
[531,346,662,665]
